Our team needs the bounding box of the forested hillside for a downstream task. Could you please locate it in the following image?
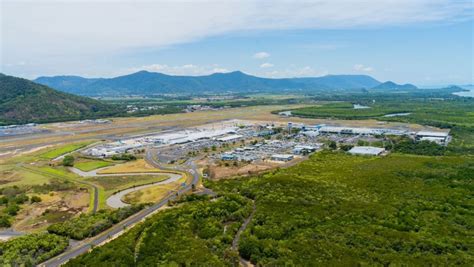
[35,71,382,96]
[0,74,119,125]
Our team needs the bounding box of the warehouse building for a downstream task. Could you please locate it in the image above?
[270,154,294,162]
[348,146,386,156]
[415,131,450,145]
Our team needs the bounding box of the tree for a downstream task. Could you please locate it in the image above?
[63,155,75,167]
[329,141,337,150]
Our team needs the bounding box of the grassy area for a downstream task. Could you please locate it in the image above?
[97,159,161,174]
[40,142,94,159]
[121,174,187,204]
[0,166,51,189]
[88,175,168,192]
[74,160,113,172]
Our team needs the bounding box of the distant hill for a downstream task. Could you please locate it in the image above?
[372,81,418,90]
[0,74,118,125]
[35,71,382,96]
[34,75,103,96]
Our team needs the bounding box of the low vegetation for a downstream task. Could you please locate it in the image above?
[68,151,473,265]
[47,205,144,240]
[111,153,137,161]
[74,160,113,172]
[40,142,91,159]
[0,233,69,265]
[66,195,252,266]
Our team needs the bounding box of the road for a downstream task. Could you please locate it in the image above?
[0,229,24,241]
[40,149,200,267]
[106,172,182,208]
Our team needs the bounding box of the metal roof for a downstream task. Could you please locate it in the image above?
[349,146,385,155]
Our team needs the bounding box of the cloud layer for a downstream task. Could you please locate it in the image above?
[1,0,472,78]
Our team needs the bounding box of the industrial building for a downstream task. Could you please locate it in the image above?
[270,154,294,162]
[415,131,450,145]
[292,145,319,155]
[348,146,386,156]
[217,134,243,142]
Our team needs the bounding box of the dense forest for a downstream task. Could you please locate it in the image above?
[0,233,68,265]
[0,74,120,125]
[66,194,253,266]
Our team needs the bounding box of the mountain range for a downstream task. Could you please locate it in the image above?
[34,71,417,96]
[0,73,118,125]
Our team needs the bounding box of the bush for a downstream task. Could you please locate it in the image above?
[5,204,20,216]
[63,155,75,167]
[0,215,11,227]
[0,233,68,265]
[48,205,144,240]
[30,195,42,203]
[111,153,136,161]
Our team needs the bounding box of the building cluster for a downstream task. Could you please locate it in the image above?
[293,124,450,146]
[219,140,321,163]
[184,105,226,113]
[83,120,248,158]
[83,119,451,159]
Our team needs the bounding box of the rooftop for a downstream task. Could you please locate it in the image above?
[349,146,385,155]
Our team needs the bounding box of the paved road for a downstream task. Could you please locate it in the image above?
[0,229,24,241]
[69,166,171,178]
[40,149,200,267]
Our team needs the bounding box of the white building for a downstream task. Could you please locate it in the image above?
[217,134,243,142]
[270,154,294,162]
[415,131,450,145]
[348,146,385,156]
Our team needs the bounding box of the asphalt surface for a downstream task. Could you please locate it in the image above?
[40,149,200,267]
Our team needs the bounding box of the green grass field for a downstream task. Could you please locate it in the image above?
[40,142,94,159]
[75,160,113,172]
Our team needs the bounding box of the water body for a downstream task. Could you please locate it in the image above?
[453,89,474,97]
[353,104,371,109]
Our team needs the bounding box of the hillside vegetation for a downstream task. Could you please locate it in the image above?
[66,152,473,266]
[0,73,118,125]
[35,71,383,96]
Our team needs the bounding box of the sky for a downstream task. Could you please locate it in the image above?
[1,0,473,86]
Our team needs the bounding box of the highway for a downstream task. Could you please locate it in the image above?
[40,149,200,267]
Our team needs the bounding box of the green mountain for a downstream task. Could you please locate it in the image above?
[372,81,418,90]
[0,73,118,125]
[35,71,382,96]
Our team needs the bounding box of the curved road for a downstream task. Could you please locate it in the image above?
[40,149,200,267]
[106,172,182,208]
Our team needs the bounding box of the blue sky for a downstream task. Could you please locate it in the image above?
[2,0,473,86]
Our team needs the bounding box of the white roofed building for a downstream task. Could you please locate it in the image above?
[348,146,386,156]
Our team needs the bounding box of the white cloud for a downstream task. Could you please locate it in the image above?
[263,66,328,78]
[254,52,270,59]
[260,62,274,68]
[2,0,472,77]
[5,1,470,60]
[130,64,229,76]
[353,64,374,72]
